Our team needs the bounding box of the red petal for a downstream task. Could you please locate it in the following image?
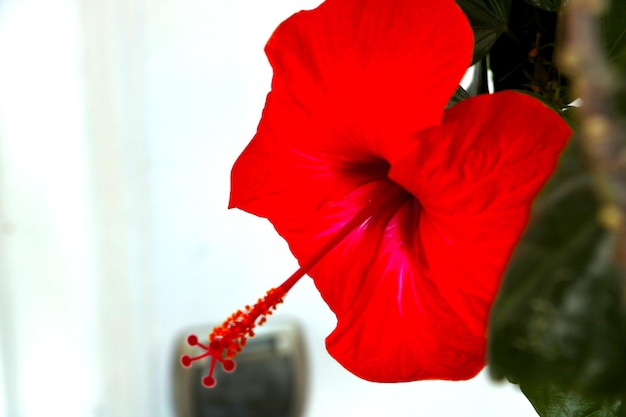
[231,0,473,214]
[313,183,489,381]
[386,90,572,341]
[322,93,570,382]
[265,0,472,149]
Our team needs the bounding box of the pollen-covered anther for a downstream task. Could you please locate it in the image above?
[180,286,287,387]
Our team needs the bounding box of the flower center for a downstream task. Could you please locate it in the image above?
[180,182,408,387]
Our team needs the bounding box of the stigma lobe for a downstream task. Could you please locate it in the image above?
[180,287,285,387]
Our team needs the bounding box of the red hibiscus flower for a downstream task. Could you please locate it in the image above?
[182,0,571,386]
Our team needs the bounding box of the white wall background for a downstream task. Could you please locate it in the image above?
[0,0,537,416]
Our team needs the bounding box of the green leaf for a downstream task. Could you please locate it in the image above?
[446,85,471,109]
[521,0,566,12]
[522,382,625,417]
[488,133,626,395]
[456,0,512,63]
[488,1,570,106]
[602,0,626,74]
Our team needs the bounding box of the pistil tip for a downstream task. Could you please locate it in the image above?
[180,355,192,368]
[180,286,287,388]
[202,376,216,388]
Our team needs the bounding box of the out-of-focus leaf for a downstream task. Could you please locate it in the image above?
[602,0,626,74]
[488,134,626,395]
[489,0,571,107]
[618,80,626,125]
[522,382,625,417]
[521,0,567,11]
[446,85,471,108]
[456,0,511,63]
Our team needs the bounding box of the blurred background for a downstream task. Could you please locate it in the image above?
[0,0,539,416]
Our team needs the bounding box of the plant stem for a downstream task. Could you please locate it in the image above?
[562,0,626,269]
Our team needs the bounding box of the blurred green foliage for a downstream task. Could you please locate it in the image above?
[521,0,565,12]
[453,0,626,415]
[456,0,512,63]
[488,133,626,412]
[522,382,625,417]
[603,0,626,74]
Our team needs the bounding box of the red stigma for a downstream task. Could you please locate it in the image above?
[179,287,286,387]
